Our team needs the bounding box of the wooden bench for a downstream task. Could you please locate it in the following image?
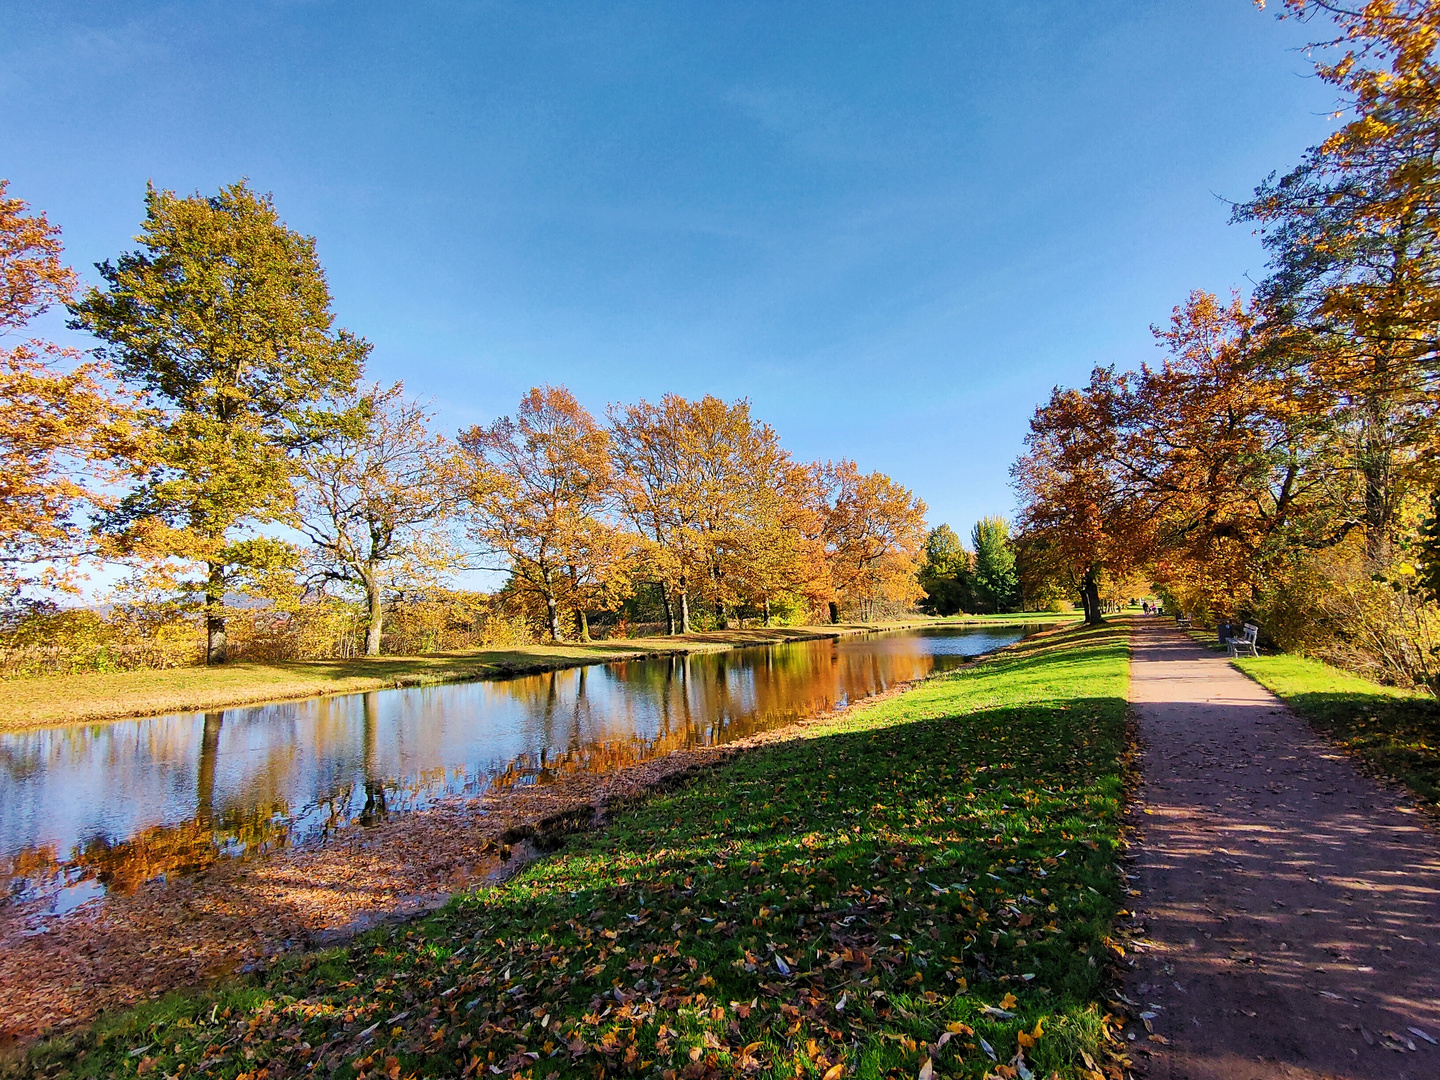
[1176,613,1193,629]
[1227,622,1259,658]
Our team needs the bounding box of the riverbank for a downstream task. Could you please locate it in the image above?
[15,619,1131,1080]
[1233,652,1440,809]
[0,615,1075,733]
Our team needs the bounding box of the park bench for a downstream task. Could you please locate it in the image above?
[1227,622,1259,658]
[1176,613,1193,629]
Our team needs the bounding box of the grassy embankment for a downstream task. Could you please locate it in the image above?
[19,620,1127,1080]
[1233,653,1440,808]
[0,614,1075,733]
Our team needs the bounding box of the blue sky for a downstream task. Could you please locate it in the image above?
[3,1,1337,541]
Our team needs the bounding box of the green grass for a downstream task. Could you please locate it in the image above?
[0,621,974,733]
[1233,653,1440,807]
[17,622,1128,1080]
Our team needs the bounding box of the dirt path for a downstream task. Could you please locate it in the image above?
[1124,619,1440,1079]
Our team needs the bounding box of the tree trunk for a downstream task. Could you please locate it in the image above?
[1080,570,1103,625]
[715,599,727,630]
[540,566,562,640]
[660,581,675,636]
[364,577,384,656]
[205,560,227,665]
[763,596,771,627]
[565,566,591,643]
[1360,400,1394,565]
[828,601,839,624]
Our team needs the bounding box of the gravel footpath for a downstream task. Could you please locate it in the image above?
[1125,619,1440,1080]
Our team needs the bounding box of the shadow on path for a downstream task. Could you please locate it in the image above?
[1126,619,1440,1080]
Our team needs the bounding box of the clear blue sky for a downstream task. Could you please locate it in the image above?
[3,1,1336,540]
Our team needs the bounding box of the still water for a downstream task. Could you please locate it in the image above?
[1,625,1026,910]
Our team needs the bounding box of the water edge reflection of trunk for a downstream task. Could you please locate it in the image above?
[195,711,223,827]
[360,693,387,825]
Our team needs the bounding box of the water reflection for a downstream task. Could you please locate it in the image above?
[0,625,1026,906]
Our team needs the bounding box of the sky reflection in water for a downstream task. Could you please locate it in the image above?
[0,626,1026,907]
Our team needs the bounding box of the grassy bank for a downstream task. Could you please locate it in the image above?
[19,621,1128,1080]
[1233,654,1440,808]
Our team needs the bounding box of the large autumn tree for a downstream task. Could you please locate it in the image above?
[608,395,701,634]
[460,386,625,642]
[1014,292,1324,622]
[1012,371,1136,624]
[292,383,462,655]
[610,395,830,632]
[1239,0,1440,564]
[70,181,368,663]
[0,180,131,600]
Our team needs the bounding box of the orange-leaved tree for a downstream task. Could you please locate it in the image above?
[0,180,133,599]
[1133,292,1327,613]
[1012,370,1139,624]
[610,394,829,631]
[1241,0,1440,562]
[460,386,622,642]
[818,460,927,622]
[731,453,830,625]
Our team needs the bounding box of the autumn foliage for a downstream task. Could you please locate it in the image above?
[0,179,930,662]
[1016,1,1440,682]
[0,182,133,598]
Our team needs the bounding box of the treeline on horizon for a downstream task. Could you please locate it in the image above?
[1014,0,1440,690]
[0,178,1028,673]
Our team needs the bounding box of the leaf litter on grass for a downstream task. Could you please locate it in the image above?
[17,623,1135,1080]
